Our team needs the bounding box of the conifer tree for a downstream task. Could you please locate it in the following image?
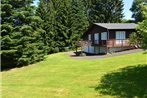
[84,0,124,23]
[1,0,47,69]
[36,0,89,51]
[130,0,147,22]
[36,0,60,53]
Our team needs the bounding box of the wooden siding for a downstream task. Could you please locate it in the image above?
[83,24,135,48]
[108,29,135,40]
[83,24,107,41]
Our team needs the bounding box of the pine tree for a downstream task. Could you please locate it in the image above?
[1,1,15,68]
[36,0,60,53]
[84,0,124,23]
[1,0,48,69]
[68,0,89,46]
[130,0,147,22]
[36,0,89,51]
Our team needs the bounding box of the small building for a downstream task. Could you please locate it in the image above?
[83,23,136,54]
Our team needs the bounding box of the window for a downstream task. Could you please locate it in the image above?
[94,33,99,40]
[101,32,107,40]
[88,34,91,40]
[115,31,126,40]
[94,33,99,44]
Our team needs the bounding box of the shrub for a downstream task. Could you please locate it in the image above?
[64,47,69,52]
[53,47,59,53]
[80,52,86,56]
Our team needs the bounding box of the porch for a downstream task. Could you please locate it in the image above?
[92,39,131,47]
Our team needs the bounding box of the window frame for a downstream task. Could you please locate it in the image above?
[101,32,107,40]
[115,31,126,40]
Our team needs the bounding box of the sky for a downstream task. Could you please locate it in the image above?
[33,0,134,20]
[122,0,134,20]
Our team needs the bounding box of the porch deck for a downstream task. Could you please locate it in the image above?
[92,39,132,47]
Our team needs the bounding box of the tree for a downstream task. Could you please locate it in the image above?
[136,19,147,49]
[1,0,48,69]
[84,0,124,24]
[129,32,141,48]
[56,0,89,48]
[130,2,147,49]
[36,0,89,52]
[121,19,135,23]
[130,0,147,22]
[36,0,58,53]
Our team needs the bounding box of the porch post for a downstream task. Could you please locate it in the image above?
[106,29,109,54]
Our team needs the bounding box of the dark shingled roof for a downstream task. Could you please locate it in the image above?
[94,23,136,29]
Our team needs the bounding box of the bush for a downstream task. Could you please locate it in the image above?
[79,52,86,56]
[64,47,69,52]
[53,47,59,53]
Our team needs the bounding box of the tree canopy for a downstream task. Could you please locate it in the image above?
[130,1,147,49]
[136,19,147,49]
[36,0,89,52]
[1,0,48,69]
[1,0,125,69]
[84,0,124,23]
[130,0,147,22]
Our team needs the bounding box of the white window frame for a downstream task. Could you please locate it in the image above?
[88,34,91,40]
[94,33,99,44]
[94,33,99,40]
[101,32,107,40]
[115,31,126,40]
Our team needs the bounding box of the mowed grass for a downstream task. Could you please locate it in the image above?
[1,52,147,98]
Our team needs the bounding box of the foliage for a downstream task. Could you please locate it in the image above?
[1,0,48,69]
[130,0,147,22]
[121,19,135,23]
[84,0,124,23]
[36,0,124,53]
[129,32,141,48]
[136,19,147,49]
[36,0,89,52]
[1,0,126,69]
[79,52,86,56]
[130,1,147,49]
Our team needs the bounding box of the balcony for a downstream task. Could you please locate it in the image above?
[92,39,131,47]
[80,39,132,47]
[92,40,107,46]
[107,39,130,47]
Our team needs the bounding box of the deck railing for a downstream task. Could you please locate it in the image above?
[92,39,131,47]
[107,39,130,47]
[77,39,131,47]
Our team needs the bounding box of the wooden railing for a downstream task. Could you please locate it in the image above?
[82,39,131,47]
[107,39,130,47]
[92,39,131,47]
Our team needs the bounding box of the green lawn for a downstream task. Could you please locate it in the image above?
[1,52,147,98]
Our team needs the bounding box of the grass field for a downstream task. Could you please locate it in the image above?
[1,52,147,98]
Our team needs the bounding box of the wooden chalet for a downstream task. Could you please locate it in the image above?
[83,23,136,54]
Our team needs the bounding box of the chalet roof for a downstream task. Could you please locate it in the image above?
[94,23,136,29]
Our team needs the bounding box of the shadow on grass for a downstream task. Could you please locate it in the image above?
[95,64,147,98]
